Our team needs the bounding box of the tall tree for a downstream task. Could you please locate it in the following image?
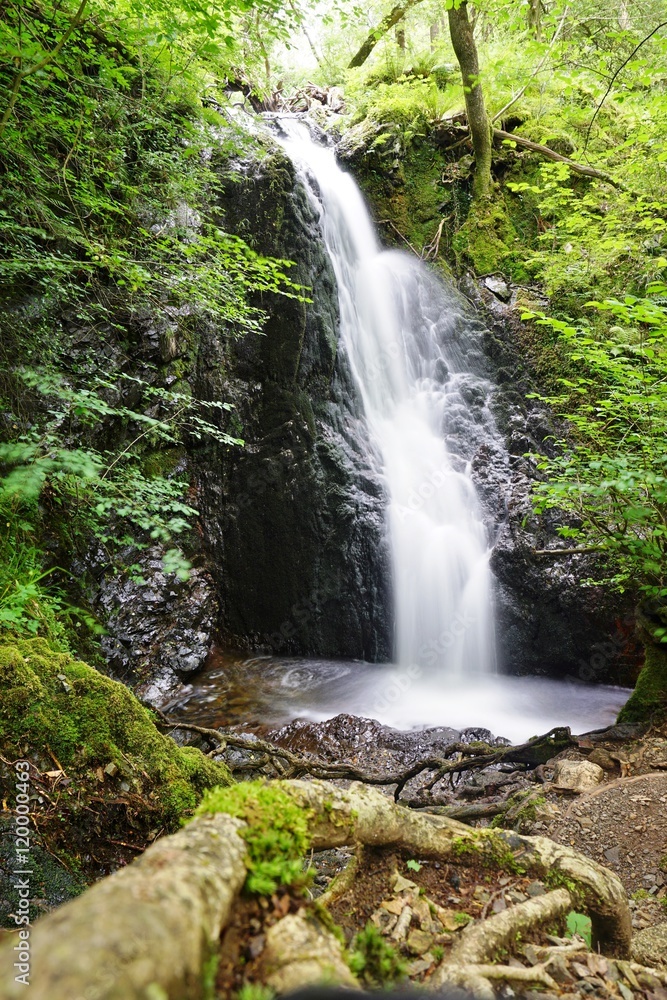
[447,0,493,200]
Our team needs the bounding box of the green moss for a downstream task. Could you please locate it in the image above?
[347,922,407,987]
[452,198,519,276]
[194,780,313,895]
[0,637,231,822]
[545,869,582,903]
[618,641,667,724]
[452,830,526,874]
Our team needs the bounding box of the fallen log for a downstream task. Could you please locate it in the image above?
[493,128,627,190]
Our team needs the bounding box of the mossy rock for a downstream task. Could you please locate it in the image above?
[452,198,519,276]
[0,637,231,821]
[618,640,667,724]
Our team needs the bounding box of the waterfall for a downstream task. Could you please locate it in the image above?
[278,121,497,678]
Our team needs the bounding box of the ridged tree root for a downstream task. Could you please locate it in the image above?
[282,780,632,957]
[431,888,572,995]
[0,812,248,1000]
[0,779,632,1000]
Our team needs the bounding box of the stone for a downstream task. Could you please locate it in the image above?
[631,921,667,968]
[484,275,511,301]
[587,748,617,771]
[393,873,418,893]
[526,881,546,897]
[552,759,605,793]
[406,929,434,956]
[604,846,621,865]
[381,897,406,916]
[407,956,435,977]
[263,912,360,992]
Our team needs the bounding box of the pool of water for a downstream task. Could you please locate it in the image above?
[167,650,631,743]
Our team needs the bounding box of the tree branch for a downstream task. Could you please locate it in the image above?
[494,128,627,189]
[348,0,425,69]
[0,0,90,138]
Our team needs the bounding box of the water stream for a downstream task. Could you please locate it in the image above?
[280,119,496,678]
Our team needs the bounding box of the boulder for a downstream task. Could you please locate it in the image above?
[552,759,605,793]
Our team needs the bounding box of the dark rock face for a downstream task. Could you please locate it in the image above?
[93,545,218,705]
[460,278,641,685]
[193,143,392,660]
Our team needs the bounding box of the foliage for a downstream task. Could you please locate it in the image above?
[347,922,407,987]
[523,290,667,620]
[194,781,314,895]
[0,368,244,586]
[565,910,592,948]
[0,0,310,647]
[0,637,231,821]
[236,986,275,1000]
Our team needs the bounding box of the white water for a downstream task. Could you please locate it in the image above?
[279,121,496,677]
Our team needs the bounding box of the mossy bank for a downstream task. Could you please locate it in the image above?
[0,637,232,925]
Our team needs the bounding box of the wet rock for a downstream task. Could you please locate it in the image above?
[484,276,511,302]
[552,760,605,793]
[456,272,641,685]
[91,545,217,704]
[195,140,392,661]
[267,714,460,770]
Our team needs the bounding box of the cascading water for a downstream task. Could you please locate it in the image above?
[172,120,631,742]
[278,120,496,677]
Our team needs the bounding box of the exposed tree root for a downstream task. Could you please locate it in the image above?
[432,888,572,992]
[156,714,575,802]
[0,778,633,999]
[282,780,632,957]
[439,962,559,998]
[0,812,248,1000]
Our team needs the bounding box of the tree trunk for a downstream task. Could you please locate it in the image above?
[528,0,544,39]
[447,0,493,200]
[395,24,406,52]
[430,19,440,49]
[348,0,424,68]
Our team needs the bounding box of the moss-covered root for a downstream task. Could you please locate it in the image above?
[278,779,632,957]
[618,639,667,724]
[0,812,248,1000]
[0,637,231,821]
